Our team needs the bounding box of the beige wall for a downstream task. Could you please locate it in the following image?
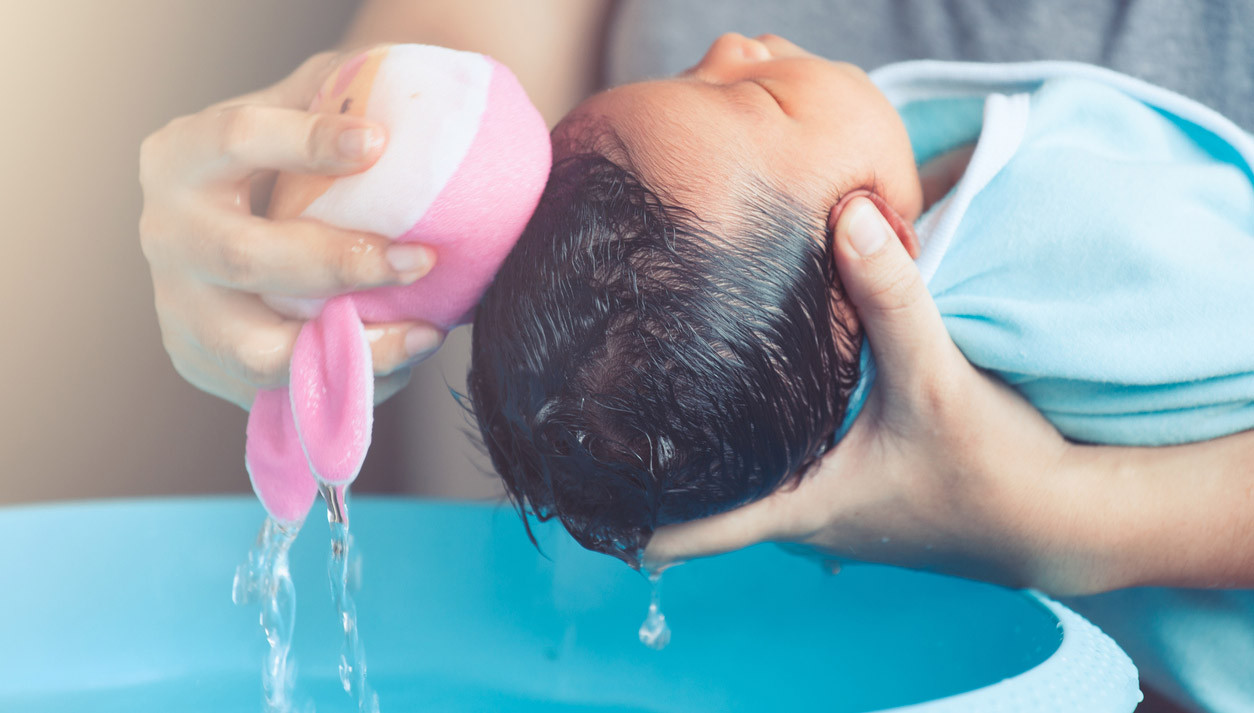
[0,1,500,505]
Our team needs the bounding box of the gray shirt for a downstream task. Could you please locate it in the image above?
[607,0,1254,133]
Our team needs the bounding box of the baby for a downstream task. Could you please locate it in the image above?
[466,34,1254,565]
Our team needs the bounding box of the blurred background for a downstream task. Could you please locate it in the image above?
[0,1,502,504]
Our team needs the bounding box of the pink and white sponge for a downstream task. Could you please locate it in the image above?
[245,44,551,525]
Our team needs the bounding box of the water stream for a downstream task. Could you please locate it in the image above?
[235,485,378,712]
[322,486,380,713]
[233,517,305,713]
[327,518,379,712]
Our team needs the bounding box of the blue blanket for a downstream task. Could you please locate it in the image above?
[844,66,1254,446]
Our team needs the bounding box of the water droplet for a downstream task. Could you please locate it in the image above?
[638,572,672,650]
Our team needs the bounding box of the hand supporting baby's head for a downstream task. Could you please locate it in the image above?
[468,131,860,565]
[468,33,924,565]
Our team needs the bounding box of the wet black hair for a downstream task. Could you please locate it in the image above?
[467,144,861,566]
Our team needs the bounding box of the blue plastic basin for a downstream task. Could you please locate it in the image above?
[0,497,1139,712]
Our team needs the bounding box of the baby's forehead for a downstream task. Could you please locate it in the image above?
[554,88,756,219]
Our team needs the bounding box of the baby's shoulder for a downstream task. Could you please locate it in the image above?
[1018,74,1228,168]
[1027,74,1162,128]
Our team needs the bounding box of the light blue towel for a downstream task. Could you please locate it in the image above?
[841,73,1254,446]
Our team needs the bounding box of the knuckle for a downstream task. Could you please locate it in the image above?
[172,357,235,406]
[140,114,195,185]
[153,303,194,364]
[157,329,205,391]
[215,234,258,286]
[307,113,348,166]
[138,118,178,184]
[865,264,923,314]
[232,337,289,388]
[327,233,372,288]
[329,247,360,289]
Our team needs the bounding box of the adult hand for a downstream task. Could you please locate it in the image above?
[645,197,1095,593]
[139,50,445,410]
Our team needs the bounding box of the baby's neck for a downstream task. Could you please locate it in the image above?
[918,143,976,211]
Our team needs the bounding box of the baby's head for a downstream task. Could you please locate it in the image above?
[468,34,921,565]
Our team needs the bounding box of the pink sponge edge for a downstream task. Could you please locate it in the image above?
[245,387,318,525]
[352,59,552,328]
[289,296,375,486]
[246,51,551,519]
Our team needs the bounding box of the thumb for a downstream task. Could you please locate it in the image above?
[831,196,954,388]
[642,488,797,572]
[258,51,346,109]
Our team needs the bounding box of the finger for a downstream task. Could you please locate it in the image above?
[642,492,794,571]
[830,197,958,389]
[373,367,413,406]
[174,330,417,411]
[254,51,345,109]
[180,104,386,186]
[160,283,302,390]
[365,322,446,376]
[166,339,259,410]
[156,300,262,409]
[154,277,283,406]
[164,206,433,295]
[170,318,424,411]
[776,543,847,575]
[173,336,417,410]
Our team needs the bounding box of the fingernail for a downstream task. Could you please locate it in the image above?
[338,127,382,160]
[405,327,442,359]
[386,243,434,280]
[847,198,891,257]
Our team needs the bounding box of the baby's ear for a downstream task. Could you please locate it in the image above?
[828,190,920,259]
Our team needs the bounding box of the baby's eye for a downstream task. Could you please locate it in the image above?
[746,79,784,113]
[340,98,352,114]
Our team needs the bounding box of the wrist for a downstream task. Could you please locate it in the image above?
[1012,441,1231,596]
[973,441,1128,596]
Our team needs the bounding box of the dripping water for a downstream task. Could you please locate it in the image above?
[322,484,379,713]
[637,570,671,650]
[233,517,305,713]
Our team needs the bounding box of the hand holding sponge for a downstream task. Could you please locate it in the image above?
[245,44,551,524]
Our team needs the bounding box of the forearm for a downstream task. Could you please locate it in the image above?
[339,0,614,126]
[1026,430,1254,595]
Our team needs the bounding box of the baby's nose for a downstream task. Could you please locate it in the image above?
[698,32,772,71]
